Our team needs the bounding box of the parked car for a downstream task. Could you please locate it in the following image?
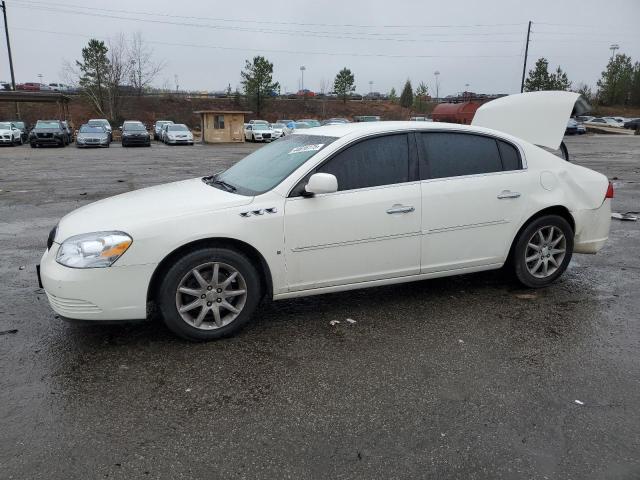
[353,116,381,122]
[160,122,171,142]
[5,120,28,142]
[164,124,194,145]
[623,118,640,130]
[248,120,269,125]
[565,119,579,135]
[29,120,68,147]
[76,124,110,148]
[48,83,71,92]
[276,119,294,125]
[17,82,41,91]
[122,121,151,147]
[88,119,113,140]
[244,123,274,142]
[153,120,173,140]
[321,118,350,125]
[584,117,623,128]
[37,91,613,341]
[270,123,286,138]
[297,119,321,128]
[0,121,23,145]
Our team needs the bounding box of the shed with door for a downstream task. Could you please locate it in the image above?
[194,110,251,143]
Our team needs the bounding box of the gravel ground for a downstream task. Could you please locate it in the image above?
[0,135,639,479]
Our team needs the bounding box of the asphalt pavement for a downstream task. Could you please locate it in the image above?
[0,136,639,479]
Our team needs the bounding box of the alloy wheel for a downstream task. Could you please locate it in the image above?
[175,262,248,330]
[524,226,567,279]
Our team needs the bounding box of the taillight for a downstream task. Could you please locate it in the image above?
[605,181,614,199]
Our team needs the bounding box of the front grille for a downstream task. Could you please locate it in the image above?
[37,133,53,138]
[262,133,271,138]
[47,225,57,249]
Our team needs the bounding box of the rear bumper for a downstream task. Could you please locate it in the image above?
[39,244,155,321]
[573,199,611,254]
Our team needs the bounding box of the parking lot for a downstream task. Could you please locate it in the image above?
[1,136,639,479]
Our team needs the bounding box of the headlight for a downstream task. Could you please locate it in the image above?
[56,231,132,268]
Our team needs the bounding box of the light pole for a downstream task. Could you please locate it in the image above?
[434,71,440,101]
[369,80,373,94]
[38,73,43,85]
[609,43,619,60]
[300,66,306,93]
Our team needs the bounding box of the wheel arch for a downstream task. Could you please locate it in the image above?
[146,237,273,313]
[507,205,575,260]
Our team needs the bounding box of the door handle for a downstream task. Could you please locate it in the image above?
[386,205,415,214]
[497,190,521,199]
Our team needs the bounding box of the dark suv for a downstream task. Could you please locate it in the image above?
[121,121,151,147]
[29,120,68,148]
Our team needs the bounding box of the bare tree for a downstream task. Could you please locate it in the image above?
[128,32,165,96]
[105,34,131,121]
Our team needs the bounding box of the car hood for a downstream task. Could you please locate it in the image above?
[55,178,254,241]
[472,91,589,149]
[0,129,13,134]
[77,132,108,138]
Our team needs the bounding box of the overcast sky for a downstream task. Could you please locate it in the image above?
[2,0,639,96]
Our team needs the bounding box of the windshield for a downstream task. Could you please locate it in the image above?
[124,123,147,131]
[272,123,285,128]
[79,126,105,133]
[35,121,61,129]
[88,120,108,127]
[300,119,321,127]
[0,122,12,129]
[252,124,270,131]
[215,134,337,195]
[168,124,189,131]
[294,122,310,129]
[12,122,25,129]
[156,121,173,127]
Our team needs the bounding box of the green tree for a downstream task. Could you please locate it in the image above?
[240,56,280,116]
[399,79,413,109]
[575,82,594,103]
[76,39,110,115]
[524,58,571,91]
[551,66,572,90]
[388,87,398,103]
[597,54,634,105]
[334,68,355,103]
[413,81,429,112]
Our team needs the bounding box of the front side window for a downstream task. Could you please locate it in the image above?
[419,132,520,180]
[317,134,410,191]
[215,134,337,196]
[214,116,225,129]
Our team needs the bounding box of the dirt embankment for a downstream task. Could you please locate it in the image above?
[0,95,433,129]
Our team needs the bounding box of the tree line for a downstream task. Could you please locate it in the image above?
[524,54,640,107]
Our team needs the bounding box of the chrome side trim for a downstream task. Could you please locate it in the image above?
[425,219,508,235]
[291,231,422,252]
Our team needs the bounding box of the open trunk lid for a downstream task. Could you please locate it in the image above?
[471,91,590,150]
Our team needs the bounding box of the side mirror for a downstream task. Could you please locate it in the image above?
[305,173,338,195]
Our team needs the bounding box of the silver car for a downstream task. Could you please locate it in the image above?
[76,124,110,148]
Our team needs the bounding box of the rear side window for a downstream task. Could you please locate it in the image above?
[317,134,410,191]
[498,140,522,171]
[420,132,504,179]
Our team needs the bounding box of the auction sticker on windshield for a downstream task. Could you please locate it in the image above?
[288,144,325,155]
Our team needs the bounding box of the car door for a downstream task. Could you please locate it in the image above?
[284,133,422,292]
[418,132,530,273]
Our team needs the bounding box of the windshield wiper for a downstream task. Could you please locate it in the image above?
[204,174,236,192]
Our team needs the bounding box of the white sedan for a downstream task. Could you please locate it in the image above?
[244,123,274,142]
[39,92,612,341]
[0,121,23,145]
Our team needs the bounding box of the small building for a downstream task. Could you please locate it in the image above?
[194,110,251,143]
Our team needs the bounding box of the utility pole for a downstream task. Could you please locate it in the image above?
[1,1,15,91]
[434,71,440,101]
[300,65,305,92]
[520,21,532,93]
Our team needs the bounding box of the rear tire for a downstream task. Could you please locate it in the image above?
[513,215,573,288]
[157,247,262,341]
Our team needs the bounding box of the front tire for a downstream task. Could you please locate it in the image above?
[513,215,573,288]
[157,247,262,341]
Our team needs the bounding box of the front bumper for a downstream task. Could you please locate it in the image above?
[122,136,150,145]
[166,137,193,144]
[32,136,63,145]
[39,243,155,321]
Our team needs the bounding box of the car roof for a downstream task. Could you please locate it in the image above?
[291,121,510,139]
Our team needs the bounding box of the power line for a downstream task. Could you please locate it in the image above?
[12,26,524,59]
[11,0,526,30]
